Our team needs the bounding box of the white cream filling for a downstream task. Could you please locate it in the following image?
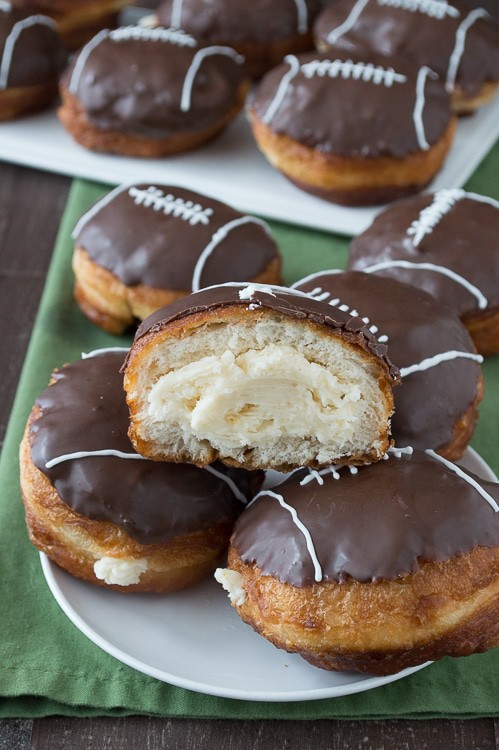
[214,568,246,606]
[147,344,364,448]
[93,557,148,586]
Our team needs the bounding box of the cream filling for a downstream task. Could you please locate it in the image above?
[214,568,246,606]
[93,557,148,586]
[147,345,364,448]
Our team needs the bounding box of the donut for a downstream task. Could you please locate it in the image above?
[347,189,499,356]
[10,0,132,49]
[71,183,282,334]
[58,25,249,157]
[217,447,499,675]
[248,49,456,206]
[314,0,499,115]
[0,3,67,120]
[155,0,322,78]
[123,283,400,472]
[293,270,484,460]
[20,350,263,593]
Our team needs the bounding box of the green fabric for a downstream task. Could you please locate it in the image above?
[0,146,498,718]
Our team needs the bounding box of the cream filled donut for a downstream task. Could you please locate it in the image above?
[294,270,484,460]
[20,350,263,593]
[314,0,499,114]
[0,2,67,120]
[348,189,499,356]
[249,49,456,206]
[123,283,400,472]
[71,183,282,334]
[58,25,249,156]
[155,0,322,78]
[218,448,499,675]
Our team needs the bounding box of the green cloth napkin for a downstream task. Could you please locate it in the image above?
[0,150,498,718]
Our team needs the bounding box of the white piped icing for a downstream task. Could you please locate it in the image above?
[203,464,248,504]
[407,188,465,245]
[45,449,149,469]
[0,14,58,89]
[180,45,244,112]
[191,216,270,292]
[300,58,407,86]
[261,54,301,124]
[363,259,488,310]
[0,2,12,13]
[170,0,184,28]
[81,347,130,359]
[68,29,109,94]
[109,25,196,46]
[399,350,483,377]
[412,65,437,150]
[293,0,309,34]
[72,184,130,239]
[94,556,148,586]
[377,0,460,19]
[426,449,499,512]
[326,0,370,44]
[249,489,323,582]
[446,7,489,92]
[129,185,214,225]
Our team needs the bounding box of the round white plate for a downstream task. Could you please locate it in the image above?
[40,447,496,702]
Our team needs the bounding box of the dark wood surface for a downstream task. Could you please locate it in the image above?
[0,161,498,749]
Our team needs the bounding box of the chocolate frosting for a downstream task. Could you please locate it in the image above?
[73,183,279,289]
[60,26,246,137]
[250,49,451,158]
[348,190,499,317]
[294,271,481,451]
[157,0,322,43]
[314,0,499,96]
[130,283,400,381]
[0,5,66,88]
[30,352,262,545]
[232,449,499,585]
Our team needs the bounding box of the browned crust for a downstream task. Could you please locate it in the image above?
[249,113,457,206]
[73,246,283,334]
[437,365,484,462]
[227,546,499,675]
[124,305,396,470]
[58,81,250,157]
[462,306,499,357]
[452,81,499,116]
[0,81,59,121]
[20,411,235,593]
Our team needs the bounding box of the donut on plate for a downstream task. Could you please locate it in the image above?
[71,183,282,334]
[249,49,456,206]
[0,3,67,120]
[293,270,484,460]
[20,350,263,593]
[123,283,400,472]
[314,0,499,115]
[347,189,499,356]
[154,0,322,78]
[217,447,499,675]
[58,25,249,157]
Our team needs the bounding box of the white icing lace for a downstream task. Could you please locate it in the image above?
[180,45,244,111]
[326,0,370,44]
[407,189,464,245]
[300,58,407,86]
[0,15,57,89]
[0,2,12,12]
[446,7,489,91]
[377,0,460,19]
[426,450,499,512]
[109,25,197,47]
[128,186,214,225]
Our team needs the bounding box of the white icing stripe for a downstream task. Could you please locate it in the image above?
[203,465,247,503]
[180,46,244,112]
[109,25,196,46]
[326,0,370,44]
[191,216,269,292]
[463,191,499,210]
[197,280,311,299]
[300,58,407,86]
[69,29,109,94]
[170,0,184,27]
[377,0,460,19]
[426,449,499,512]
[81,347,130,359]
[0,15,57,89]
[446,8,488,92]
[250,489,323,582]
[388,446,414,457]
[400,350,483,377]
[293,0,308,34]
[290,269,343,289]
[128,186,213,225]
[362,260,488,309]
[261,54,301,124]
[45,449,148,468]
[0,2,12,12]
[412,66,437,150]
[406,188,464,246]
[71,183,131,239]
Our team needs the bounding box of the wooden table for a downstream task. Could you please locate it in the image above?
[0,161,498,749]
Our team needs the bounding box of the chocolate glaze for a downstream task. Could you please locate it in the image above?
[129,283,400,381]
[250,49,452,158]
[30,352,262,545]
[232,450,499,585]
[60,26,246,137]
[314,0,499,97]
[348,190,499,317]
[295,271,481,452]
[73,183,279,289]
[0,5,67,88]
[157,0,322,44]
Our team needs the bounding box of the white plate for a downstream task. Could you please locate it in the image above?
[1,93,498,235]
[39,447,496,702]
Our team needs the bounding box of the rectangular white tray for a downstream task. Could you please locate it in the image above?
[1,94,498,235]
